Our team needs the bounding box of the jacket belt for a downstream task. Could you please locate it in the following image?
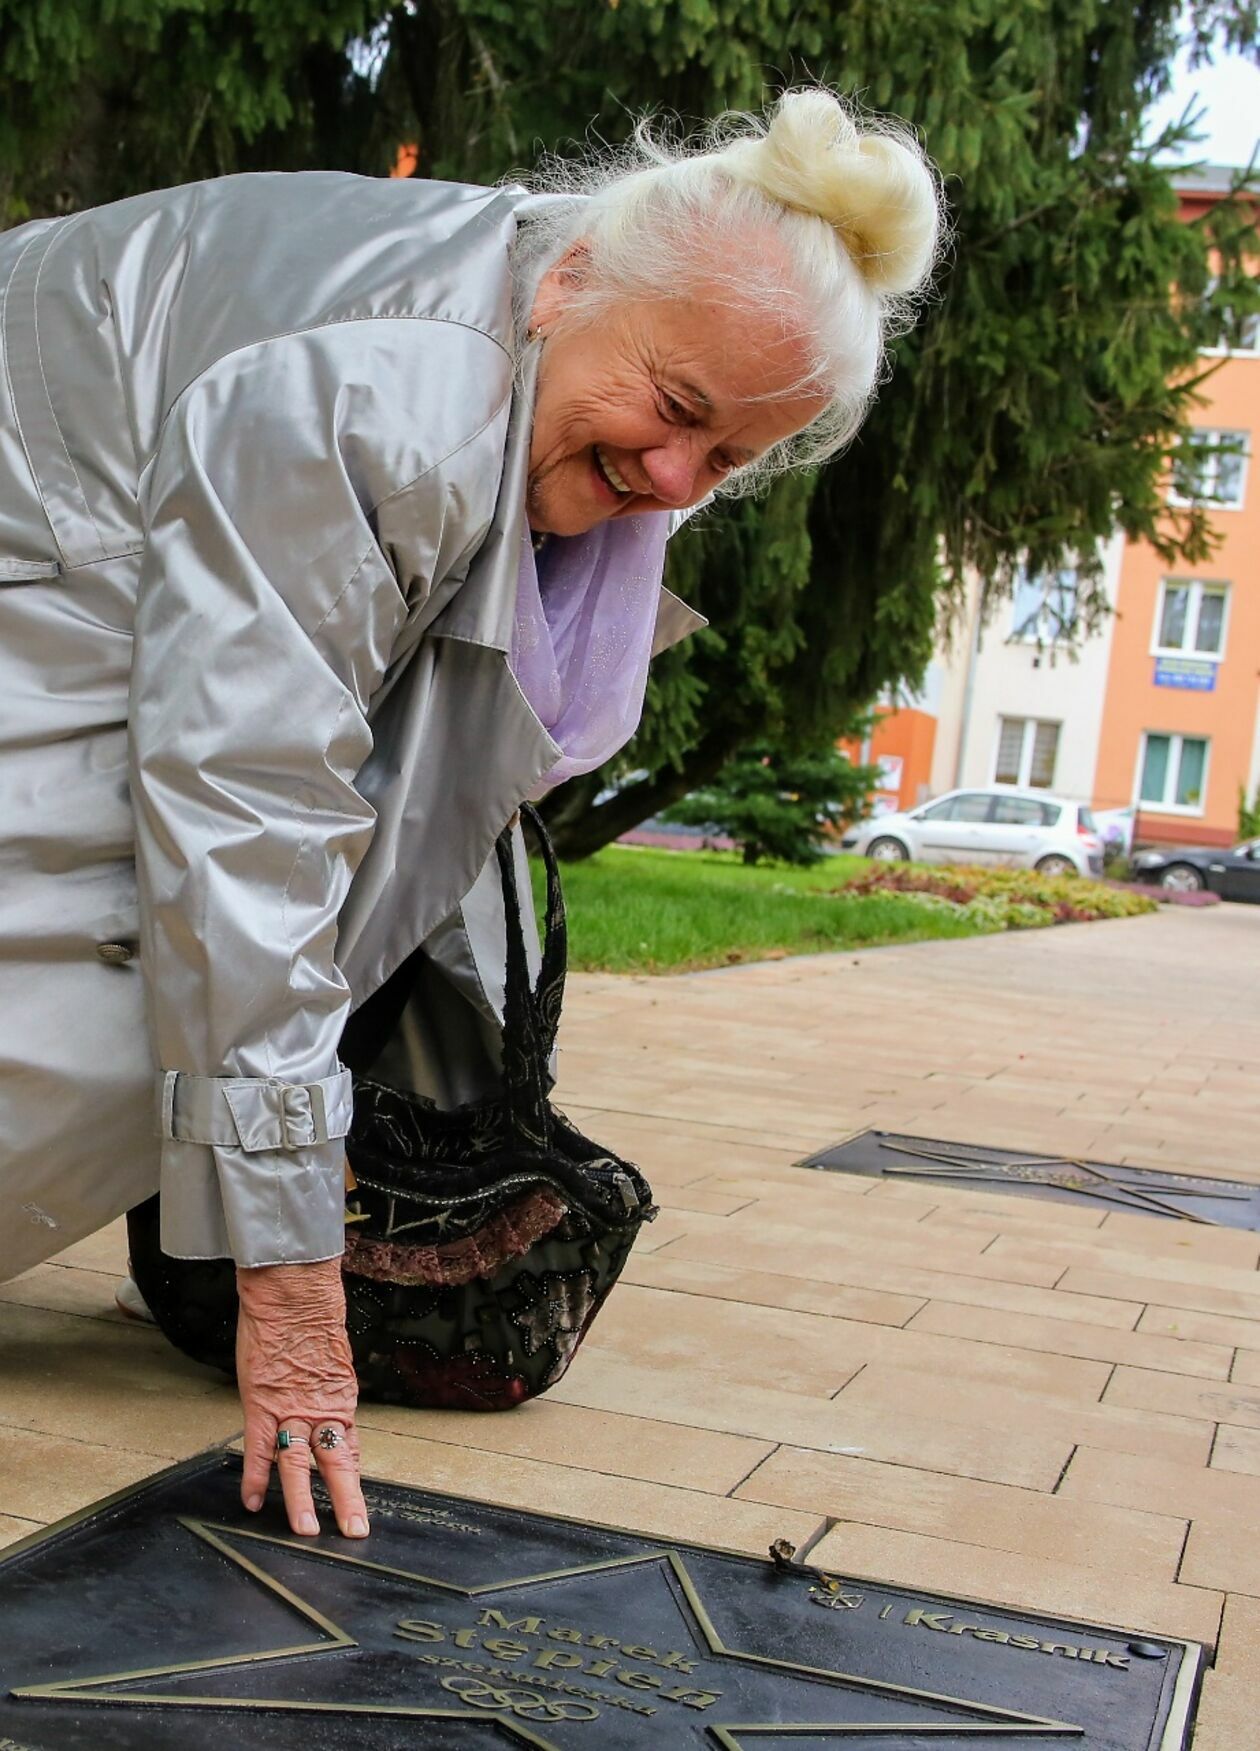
[158,1069,353,1153]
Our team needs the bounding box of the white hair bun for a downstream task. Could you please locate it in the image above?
[512,83,946,477]
[720,89,941,297]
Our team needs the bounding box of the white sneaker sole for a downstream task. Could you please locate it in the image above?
[114,1275,157,1324]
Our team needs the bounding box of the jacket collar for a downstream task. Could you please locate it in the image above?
[653,586,707,656]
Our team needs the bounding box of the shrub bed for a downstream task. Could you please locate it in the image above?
[1107,878,1222,908]
[534,846,986,973]
[840,863,1158,930]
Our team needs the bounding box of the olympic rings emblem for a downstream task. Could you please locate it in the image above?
[441,1673,601,1722]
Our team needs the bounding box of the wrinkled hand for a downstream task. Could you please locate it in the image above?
[236,1258,368,1539]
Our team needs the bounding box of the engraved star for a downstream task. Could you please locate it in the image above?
[16,1515,1081,1744]
[875,1137,1238,1224]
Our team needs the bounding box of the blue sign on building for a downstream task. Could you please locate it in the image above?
[1154,657,1216,691]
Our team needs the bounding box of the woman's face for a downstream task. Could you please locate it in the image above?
[526,257,827,536]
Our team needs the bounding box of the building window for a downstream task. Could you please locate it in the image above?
[1169,429,1249,509]
[1202,277,1260,355]
[1154,580,1229,658]
[1138,733,1209,812]
[995,716,1060,789]
[1009,566,1079,644]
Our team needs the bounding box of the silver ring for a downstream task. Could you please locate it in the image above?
[274,1428,311,1456]
[314,1424,345,1452]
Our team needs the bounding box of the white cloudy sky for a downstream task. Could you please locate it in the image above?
[1146,40,1260,167]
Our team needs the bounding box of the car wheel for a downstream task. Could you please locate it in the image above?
[1035,854,1078,878]
[868,836,910,862]
[1160,862,1205,893]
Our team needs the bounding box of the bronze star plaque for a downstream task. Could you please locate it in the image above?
[800,1131,1260,1229]
[0,1450,1200,1748]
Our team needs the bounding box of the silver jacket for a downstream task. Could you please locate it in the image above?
[0,172,701,1279]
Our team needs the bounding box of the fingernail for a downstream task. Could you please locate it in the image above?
[245,1494,263,1513]
[348,1515,368,1538]
[299,1514,319,1536]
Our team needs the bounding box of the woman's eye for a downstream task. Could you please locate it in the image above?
[660,392,689,422]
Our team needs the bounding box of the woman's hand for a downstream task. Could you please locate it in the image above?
[235,1258,369,1539]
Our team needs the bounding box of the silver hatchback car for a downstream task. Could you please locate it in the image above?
[841,786,1104,877]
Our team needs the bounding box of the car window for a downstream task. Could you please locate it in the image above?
[1041,802,1062,826]
[1077,806,1096,831]
[916,798,957,821]
[992,797,1046,826]
[952,793,994,823]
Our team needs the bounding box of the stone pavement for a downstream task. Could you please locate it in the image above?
[1,901,1257,1744]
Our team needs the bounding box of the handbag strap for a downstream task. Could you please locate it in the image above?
[521,801,568,1053]
[492,803,567,1145]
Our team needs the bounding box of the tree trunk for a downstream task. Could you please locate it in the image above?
[390,0,474,180]
[301,40,373,173]
[543,731,737,859]
[537,772,605,840]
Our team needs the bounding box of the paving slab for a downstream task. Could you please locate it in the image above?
[734,1444,1188,1578]
[1190,1667,1260,1750]
[1064,1445,1260,1537]
[1209,1425,1260,1477]
[0,898,1256,1743]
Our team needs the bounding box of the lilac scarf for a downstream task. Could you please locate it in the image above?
[510,512,671,791]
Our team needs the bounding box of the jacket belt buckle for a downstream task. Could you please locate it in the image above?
[278,1082,318,1150]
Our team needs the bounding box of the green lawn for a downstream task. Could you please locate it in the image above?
[533,844,988,974]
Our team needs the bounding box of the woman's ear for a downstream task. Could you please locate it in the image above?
[529,241,593,335]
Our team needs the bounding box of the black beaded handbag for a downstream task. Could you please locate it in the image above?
[128,805,657,1409]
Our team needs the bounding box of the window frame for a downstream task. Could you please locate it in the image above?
[993,715,1061,791]
[1008,565,1080,646]
[1199,277,1260,357]
[1135,731,1212,817]
[1151,578,1231,662]
[1167,428,1250,511]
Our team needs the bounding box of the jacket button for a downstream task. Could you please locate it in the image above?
[95,941,136,966]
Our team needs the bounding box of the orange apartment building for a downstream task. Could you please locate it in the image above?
[865,166,1258,849]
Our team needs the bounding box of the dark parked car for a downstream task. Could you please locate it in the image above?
[1132,837,1260,901]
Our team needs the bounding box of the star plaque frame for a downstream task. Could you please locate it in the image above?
[0,1449,1201,1748]
[800,1130,1260,1230]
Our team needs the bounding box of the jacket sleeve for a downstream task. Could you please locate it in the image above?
[129,319,512,1266]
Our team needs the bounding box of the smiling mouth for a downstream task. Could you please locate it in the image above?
[594,445,635,498]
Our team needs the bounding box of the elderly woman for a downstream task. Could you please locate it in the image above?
[0,91,939,1542]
